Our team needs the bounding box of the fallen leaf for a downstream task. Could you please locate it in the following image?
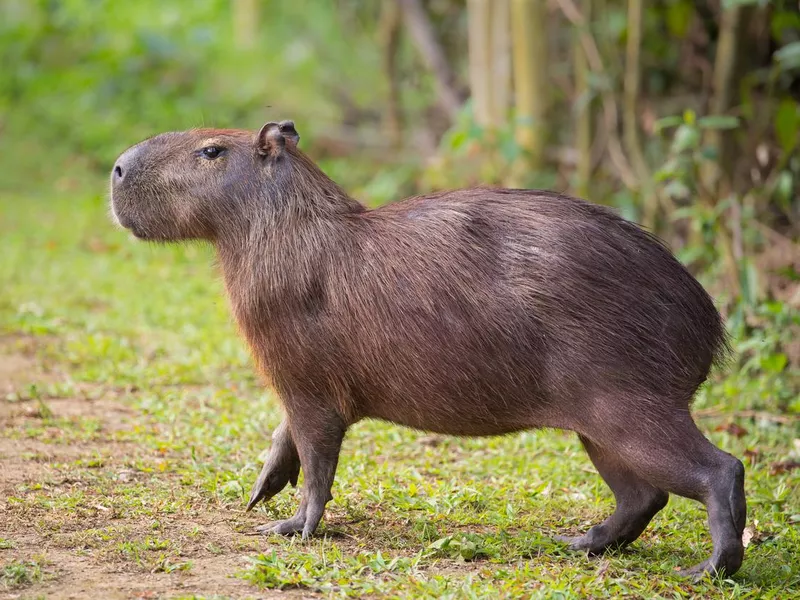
[595,559,610,579]
[419,435,443,447]
[742,526,755,548]
[85,237,120,253]
[769,461,800,475]
[715,422,748,438]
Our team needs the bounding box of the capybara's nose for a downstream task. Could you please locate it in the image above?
[111,144,143,187]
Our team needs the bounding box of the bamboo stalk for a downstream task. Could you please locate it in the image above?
[400,0,463,121]
[468,0,494,128]
[491,0,512,125]
[574,0,592,197]
[379,0,404,148]
[623,0,656,226]
[511,0,549,169]
[701,4,746,198]
[555,0,638,189]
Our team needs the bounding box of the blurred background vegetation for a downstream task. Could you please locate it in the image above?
[0,0,798,397]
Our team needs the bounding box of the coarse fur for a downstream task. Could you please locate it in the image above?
[110,121,746,579]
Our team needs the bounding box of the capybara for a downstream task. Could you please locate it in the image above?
[110,120,746,578]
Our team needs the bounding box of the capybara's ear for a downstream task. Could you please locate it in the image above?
[256,122,285,158]
[278,120,300,146]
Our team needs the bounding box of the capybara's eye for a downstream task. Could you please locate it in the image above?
[200,146,223,160]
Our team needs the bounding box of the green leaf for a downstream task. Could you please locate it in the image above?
[697,115,740,130]
[776,264,800,282]
[722,0,764,7]
[654,115,683,133]
[698,145,719,161]
[429,536,451,551]
[774,99,799,154]
[663,179,691,200]
[771,10,800,43]
[459,540,478,561]
[220,479,243,498]
[447,130,468,153]
[672,124,701,153]
[738,258,760,308]
[774,41,800,71]
[760,353,788,374]
[498,133,522,164]
[712,196,734,218]
[774,171,794,207]
[676,245,708,267]
[666,1,694,38]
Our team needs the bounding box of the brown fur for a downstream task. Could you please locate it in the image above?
[110,121,746,578]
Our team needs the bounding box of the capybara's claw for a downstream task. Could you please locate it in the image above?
[246,458,300,510]
[247,420,301,511]
[255,515,306,536]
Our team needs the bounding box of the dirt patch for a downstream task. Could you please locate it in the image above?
[0,344,296,600]
[1,547,310,600]
[0,337,44,397]
[0,354,36,394]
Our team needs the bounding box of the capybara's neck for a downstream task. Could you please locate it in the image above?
[214,149,364,373]
[271,147,366,218]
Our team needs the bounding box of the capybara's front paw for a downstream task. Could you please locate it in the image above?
[246,447,301,511]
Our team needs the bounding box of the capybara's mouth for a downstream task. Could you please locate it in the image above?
[117,215,148,239]
[111,205,147,239]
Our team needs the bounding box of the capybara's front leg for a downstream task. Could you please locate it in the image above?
[247,419,301,511]
[255,405,345,539]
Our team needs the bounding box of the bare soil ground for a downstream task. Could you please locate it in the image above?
[0,339,307,600]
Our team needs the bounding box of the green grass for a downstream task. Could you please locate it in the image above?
[1,558,46,590]
[1,188,798,599]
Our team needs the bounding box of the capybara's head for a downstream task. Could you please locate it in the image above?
[110,121,300,241]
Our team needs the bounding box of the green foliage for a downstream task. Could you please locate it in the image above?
[654,107,797,319]
[775,100,799,155]
[1,559,44,589]
[423,102,558,191]
[0,0,395,191]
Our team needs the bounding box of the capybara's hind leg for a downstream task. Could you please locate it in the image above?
[556,435,668,554]
[602,414,746,579]
[678,448,746,579]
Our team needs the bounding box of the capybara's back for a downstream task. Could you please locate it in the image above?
[299,188,729,437]
[110,121,746,579]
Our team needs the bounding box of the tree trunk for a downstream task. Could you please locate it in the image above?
[511,0,548,169]
[491,0,511,125]
[379,0,403,148]
[574,0,592,198]
[467,0,511,129]
[701,3,753,198]
[399,0,463,122]
[555,0,637,189]
[623,0,656,226]
[468,0,492,127]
